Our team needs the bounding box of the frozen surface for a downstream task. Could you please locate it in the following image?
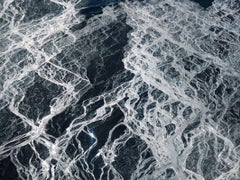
[0,0,240,179]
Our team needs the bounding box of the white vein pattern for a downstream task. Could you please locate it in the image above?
[0,0,240,179]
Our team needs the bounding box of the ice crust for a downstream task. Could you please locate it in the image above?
[0,0,240,179]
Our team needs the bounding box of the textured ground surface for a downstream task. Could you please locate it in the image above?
[0,0,240,179]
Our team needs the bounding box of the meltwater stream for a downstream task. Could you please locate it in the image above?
[0,0,240,180]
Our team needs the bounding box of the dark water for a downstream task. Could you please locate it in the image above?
[0,157,20,180]
[191,0,214,8]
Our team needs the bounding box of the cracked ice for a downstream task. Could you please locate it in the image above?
[0,0,240,180]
